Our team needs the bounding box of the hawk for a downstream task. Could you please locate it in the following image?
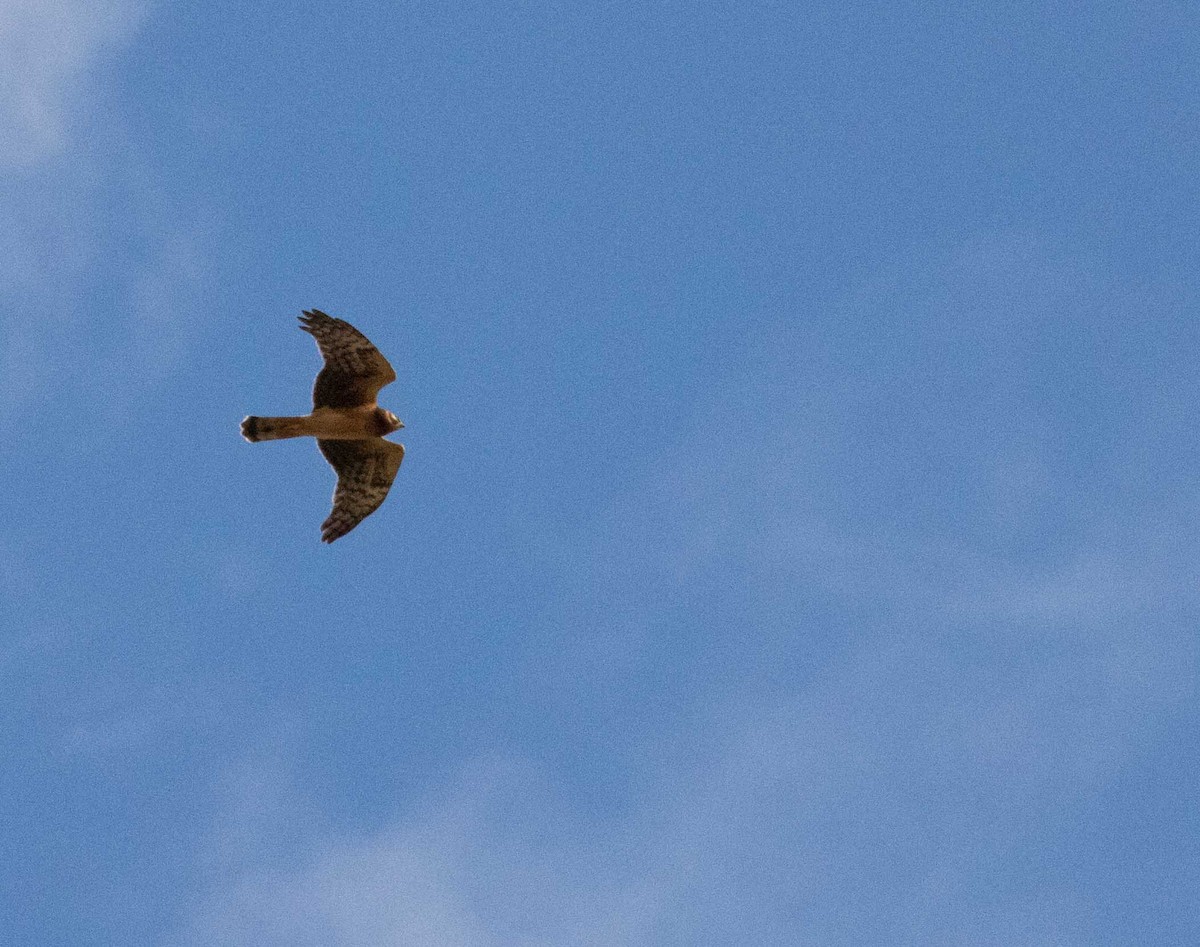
[241,309,406,543]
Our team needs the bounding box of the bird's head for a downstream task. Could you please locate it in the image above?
[376,408,404,434]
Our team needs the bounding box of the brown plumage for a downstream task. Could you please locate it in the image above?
[241,310,406,543]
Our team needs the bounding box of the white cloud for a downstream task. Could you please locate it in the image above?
[0,0,210,425]
[0,0,144,168]
[169,544,1191,945]
[180,829,490,947]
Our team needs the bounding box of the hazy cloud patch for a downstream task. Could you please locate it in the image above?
[0,0,144,167]
[0,1,211,425]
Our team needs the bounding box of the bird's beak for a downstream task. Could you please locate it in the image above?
[398,421,405,429]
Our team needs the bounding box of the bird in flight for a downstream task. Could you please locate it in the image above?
[241,309,406,543]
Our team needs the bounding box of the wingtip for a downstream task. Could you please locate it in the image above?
[298,309,333,334]
[320,516,347,543]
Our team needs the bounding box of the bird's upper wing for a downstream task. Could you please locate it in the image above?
[299,309,398,409]
[316,438,405,543]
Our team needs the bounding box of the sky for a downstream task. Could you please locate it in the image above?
[2,1,1198,944]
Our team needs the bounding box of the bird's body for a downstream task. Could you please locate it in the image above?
[241,309,406,543]
[242,405,399,442]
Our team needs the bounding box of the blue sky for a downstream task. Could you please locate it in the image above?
[2,1,1198,944]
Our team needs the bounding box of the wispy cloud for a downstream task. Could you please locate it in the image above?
[169,532,1193,945]
[0,0,144,168]
[0,0,210,425]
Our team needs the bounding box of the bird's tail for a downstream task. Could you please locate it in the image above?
[241,415,310,442]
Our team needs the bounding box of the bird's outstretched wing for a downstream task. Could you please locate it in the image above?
[316,438,405,543]
[299,309,397,409]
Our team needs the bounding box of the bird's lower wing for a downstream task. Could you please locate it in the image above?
[317,439,405,543]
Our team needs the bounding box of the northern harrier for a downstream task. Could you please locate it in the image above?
[241,309,406,543]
